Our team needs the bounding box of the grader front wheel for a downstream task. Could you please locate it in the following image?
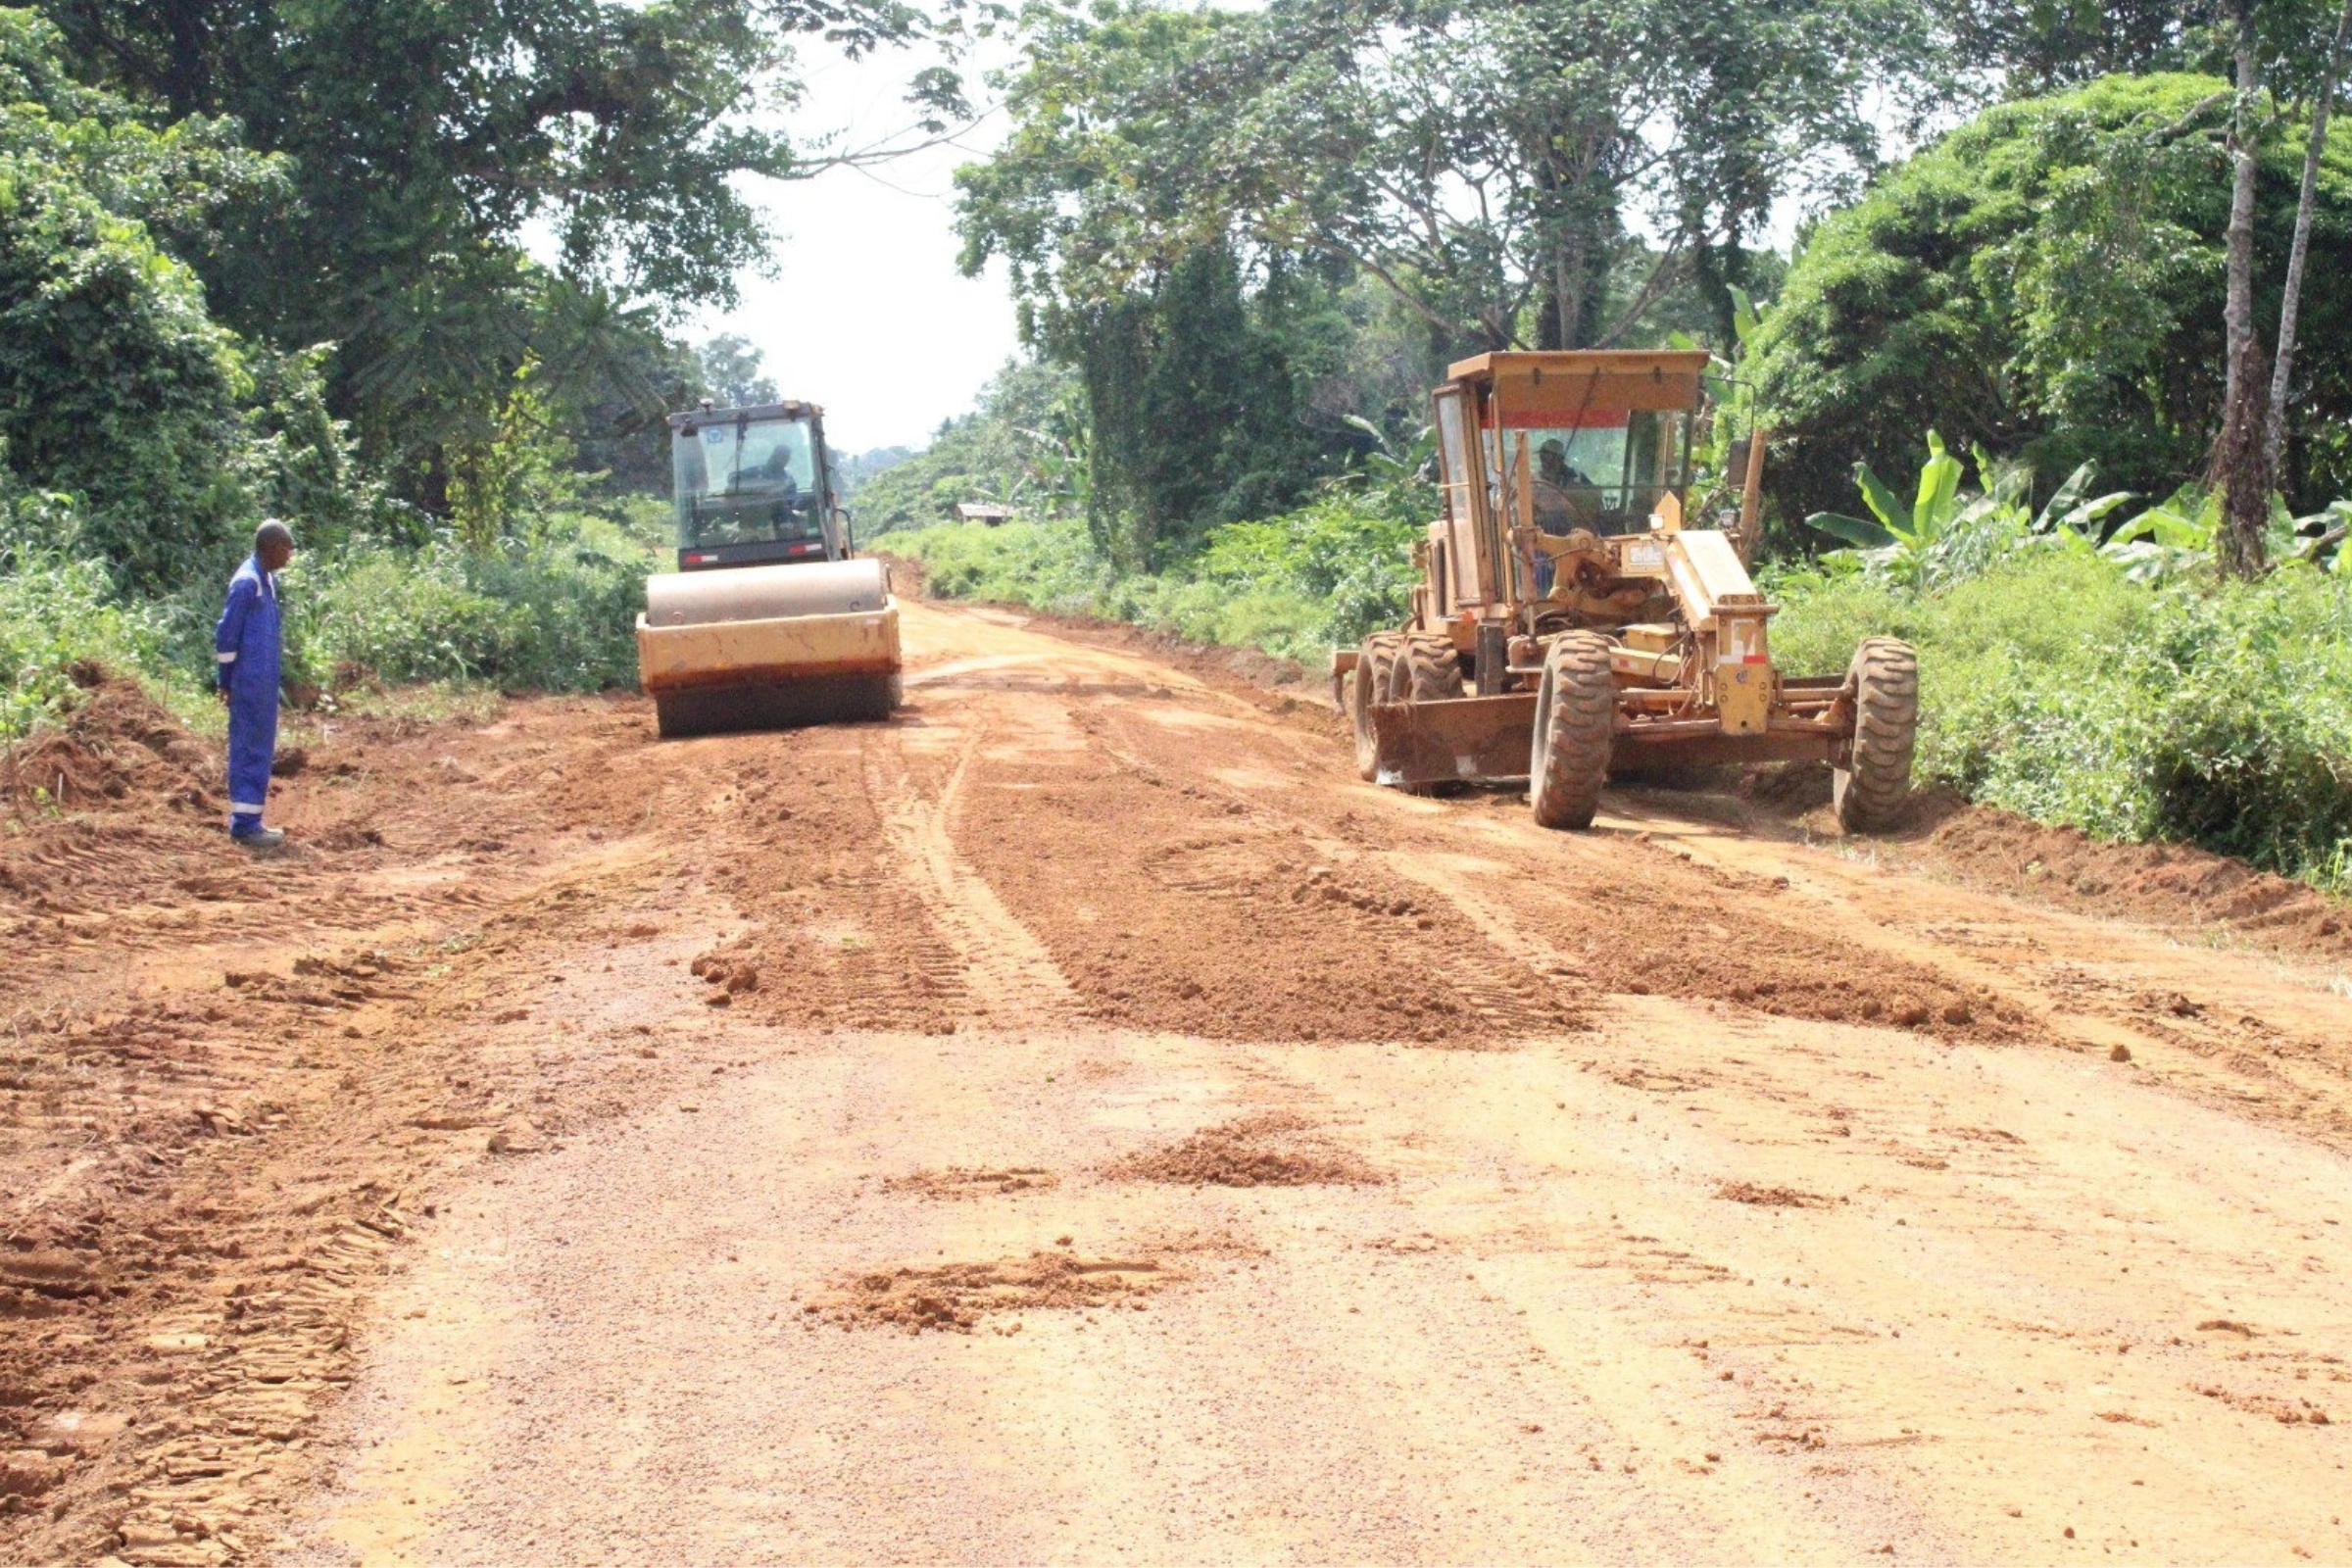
[1835,636,1919,833]
[1529,631,1616,830]
[1351,632,1405,780]
[1396,634,1465,704]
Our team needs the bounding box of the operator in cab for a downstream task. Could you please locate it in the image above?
[1531,439,1599,535]
[214,519,294,850]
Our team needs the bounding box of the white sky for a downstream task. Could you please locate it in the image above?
[681,44,1022,455]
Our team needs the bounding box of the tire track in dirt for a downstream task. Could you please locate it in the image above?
[862,722,1082,1030]
[948,692,1585,1045]
[683,732,975,1036]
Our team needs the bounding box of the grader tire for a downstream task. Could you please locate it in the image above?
[1397,635,1465,704]
[1835,636,1919,833]
[1351,633,1405,781]
[1529,631,1617,830]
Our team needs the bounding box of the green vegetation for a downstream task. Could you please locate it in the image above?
[1771,552,2352,891]
[1751,72,2352,530]
[887,457,1433,664]
[853,364,1084,536]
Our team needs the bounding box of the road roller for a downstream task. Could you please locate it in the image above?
[636,400,902,737]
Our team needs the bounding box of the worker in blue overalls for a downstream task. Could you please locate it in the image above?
[214,519,295,849]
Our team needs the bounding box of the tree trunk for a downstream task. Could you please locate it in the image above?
[2264,0,2352,481]
[2212,0,2271,579]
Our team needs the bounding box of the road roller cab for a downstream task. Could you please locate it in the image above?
[669,403,849,572]
[637,400,903,737]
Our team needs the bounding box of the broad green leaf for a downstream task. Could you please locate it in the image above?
[1805,511,1896,548]
[2034,462,2097,530]
[1915,430,1962,537]
[1854,463,1908,536]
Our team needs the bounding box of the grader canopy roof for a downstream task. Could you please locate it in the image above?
[1439,351,1711,538]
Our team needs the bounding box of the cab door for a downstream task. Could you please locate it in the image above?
[1432,384,1494,609]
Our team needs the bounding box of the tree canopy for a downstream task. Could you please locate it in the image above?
[1750,72,2352,525]
[34,0,961,494]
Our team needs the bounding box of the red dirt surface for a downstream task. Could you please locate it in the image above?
[6,602,2352,1567]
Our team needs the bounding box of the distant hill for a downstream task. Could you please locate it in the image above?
[833,446,918,498]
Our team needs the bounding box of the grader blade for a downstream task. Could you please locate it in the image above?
[1368,694,1537,788]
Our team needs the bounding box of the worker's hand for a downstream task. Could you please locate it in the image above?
[215,685,230,706]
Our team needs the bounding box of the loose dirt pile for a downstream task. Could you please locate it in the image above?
[1106,1112,1387,1188]
[883,1166,1059,1199]
[1922,808,2352,964]
[2,668,216,818]
[805,1251,1169,1334]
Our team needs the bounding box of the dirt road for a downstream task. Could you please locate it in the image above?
[6,599,2351,1566]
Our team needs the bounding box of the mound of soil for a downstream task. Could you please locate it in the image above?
[883,1166,1059,1199]
[1715,1181,1831,1208]
[806,1251,1166,1334]
[1106,1112,1386,1188]
[1923,808,2352,964]
[3,668,216,817]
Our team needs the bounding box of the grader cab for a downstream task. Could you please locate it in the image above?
[1335,351,1917,831]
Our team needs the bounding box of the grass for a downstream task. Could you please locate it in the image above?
[3,501,662,746]
[1772,551,2352,892]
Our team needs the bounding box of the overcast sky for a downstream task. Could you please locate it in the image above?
[680,44,1023,457]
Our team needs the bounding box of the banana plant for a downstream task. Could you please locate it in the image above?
[1808,432,2133,589]
[1803,430,1968,587]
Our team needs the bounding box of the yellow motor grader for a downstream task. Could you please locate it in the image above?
[1334,351,1916,831]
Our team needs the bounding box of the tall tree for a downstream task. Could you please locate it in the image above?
[959,0,1911,365]
[2265,0,2352,480]
[37,0,961,493]
[2211,0,2271,577]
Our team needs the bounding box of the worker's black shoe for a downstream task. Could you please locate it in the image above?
[232,826,287,850]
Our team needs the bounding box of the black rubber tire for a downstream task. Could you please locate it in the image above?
[1397,634,1465,704]
[1528,632,1616,830]
[1835,636,1919,833]
[1350,633,1404,781]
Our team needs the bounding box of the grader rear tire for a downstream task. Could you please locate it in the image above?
[1351,633,1405,781]
[1529,631,1616,830]
[1397,635,1465,704]
[1835,636,1919,833]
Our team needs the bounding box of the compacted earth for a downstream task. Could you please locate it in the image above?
[4,599,2350,1566]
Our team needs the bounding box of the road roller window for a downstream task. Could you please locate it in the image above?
[674,416,826,552]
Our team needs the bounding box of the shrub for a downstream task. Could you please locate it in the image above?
[0,542,173,741]
[287,518,652,693]
[1751,73,2352,525]
[1773,551,2352,890]
[890,484,1422,666]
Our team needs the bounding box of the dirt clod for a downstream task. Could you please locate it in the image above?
[1715,1182,1831,1208]
[487,1117,547,1154]
[808,1252,1169,1334]
[1105,1113,1385,1188]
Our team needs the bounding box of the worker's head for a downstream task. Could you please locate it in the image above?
[254,519,295,572]
[1538,439,1569,479]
